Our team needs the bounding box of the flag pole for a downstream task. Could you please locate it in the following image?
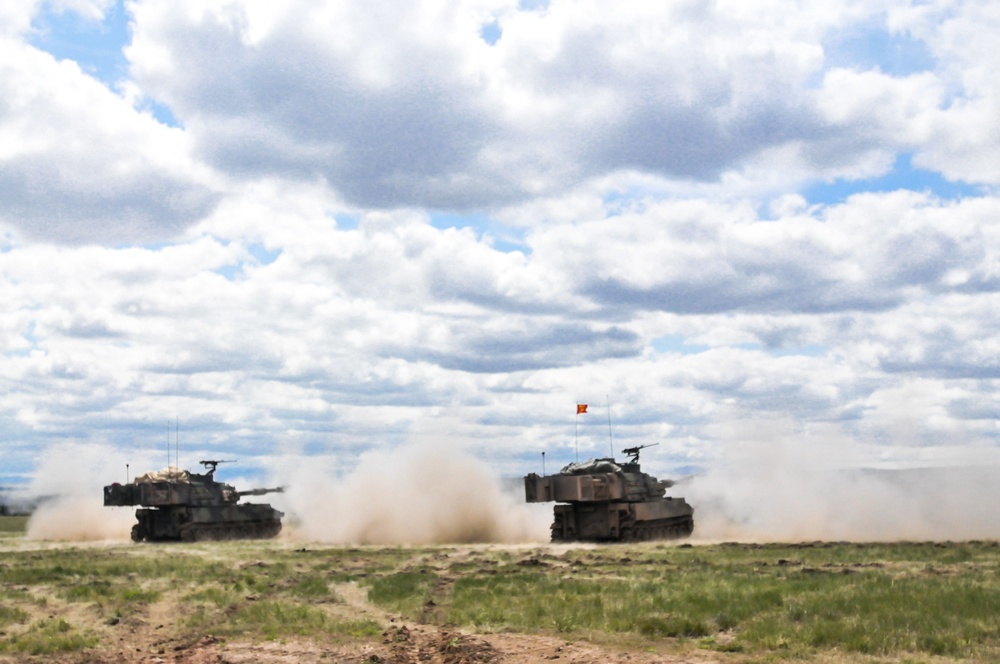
[575,403,588,462]
[575,412,579,462]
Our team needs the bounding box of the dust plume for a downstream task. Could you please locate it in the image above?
[684,424,1000,542]
[275,441,551,544]
[25,442,138,541]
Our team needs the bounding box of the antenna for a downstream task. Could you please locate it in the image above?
[606,395,614,458]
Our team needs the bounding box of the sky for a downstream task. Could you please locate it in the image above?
[4,0,1000,499]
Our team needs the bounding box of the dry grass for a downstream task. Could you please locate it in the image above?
[1,516,998,662]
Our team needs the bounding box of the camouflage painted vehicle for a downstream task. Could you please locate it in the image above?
[103,460,284,542]
[524,444,693,542]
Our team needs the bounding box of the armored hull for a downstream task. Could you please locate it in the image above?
[524,449,693,543]
[130,504,282,542]
[104,461,284,543]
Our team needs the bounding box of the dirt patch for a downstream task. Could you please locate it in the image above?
[32,628,709,664]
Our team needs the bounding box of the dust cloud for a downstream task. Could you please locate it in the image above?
[275,442,551,545]
[25,442,137,541]
[22,428,998,545]
[684,428,1000,542]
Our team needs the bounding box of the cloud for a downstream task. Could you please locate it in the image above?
[0,37,219,244]
[8,0,997,245]
[119,0,954,210]
[888,1,1000,185]
[5,181,1000,485]
[0,0,39,36]
[526,191,999,317]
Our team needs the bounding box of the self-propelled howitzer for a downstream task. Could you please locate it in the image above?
[524,444,693,542]
[103,460,284,542]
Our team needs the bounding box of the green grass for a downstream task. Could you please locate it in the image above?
[225,600,331,640]
[1,539,999,660]
[288,574,337,599]
[366,541,1000,660]
[0,618,97,656]
[0,604,30,628]
[364,570,437,617]
[0,516,28,536]
[181,596,380,641]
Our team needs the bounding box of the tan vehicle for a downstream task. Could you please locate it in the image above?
[524,445,693,542]
[104,460,284,542]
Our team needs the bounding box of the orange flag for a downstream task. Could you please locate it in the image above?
[577,404,588,414]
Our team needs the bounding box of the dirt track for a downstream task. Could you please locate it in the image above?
[39,578,713,664]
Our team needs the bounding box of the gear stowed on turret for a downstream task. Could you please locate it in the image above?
[103,460,284,542]
[524,443,694,543]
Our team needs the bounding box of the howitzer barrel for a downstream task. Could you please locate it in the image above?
[237,486,284,498]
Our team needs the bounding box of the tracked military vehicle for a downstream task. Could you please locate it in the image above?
[103,460,284,542]
[524,444,693,542]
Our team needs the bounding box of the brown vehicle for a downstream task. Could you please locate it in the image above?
[103,460,284,542]
[524,444,693,542]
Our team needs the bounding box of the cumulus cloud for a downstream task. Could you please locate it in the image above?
[118,0,959,209]
[7,0,998,243]
[887,1,1000,184]
[5,181,1000,484]
[527,191,1000,317]
[0,36,219,244]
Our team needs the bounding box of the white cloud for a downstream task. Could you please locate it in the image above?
[0,0,39,36]
[8,0,995,243]
[118,0,945,211]
[889,0,1000,184]
[5,181,1000,486]
[0,36,219,243]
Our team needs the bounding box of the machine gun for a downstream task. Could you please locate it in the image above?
[199,459,236,477]
[621,443,658,465]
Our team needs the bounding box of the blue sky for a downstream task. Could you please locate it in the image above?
[30,3,129,82]
[4,0,1000,540]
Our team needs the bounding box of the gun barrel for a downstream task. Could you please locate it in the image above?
[238,486,285,497]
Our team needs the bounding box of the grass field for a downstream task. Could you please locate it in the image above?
[1,515,998,662]
[0,517,27,536]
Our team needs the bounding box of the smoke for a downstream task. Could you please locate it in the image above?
[684,425,1000,542]
[25,442,137,541]
[275,441,551,544]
